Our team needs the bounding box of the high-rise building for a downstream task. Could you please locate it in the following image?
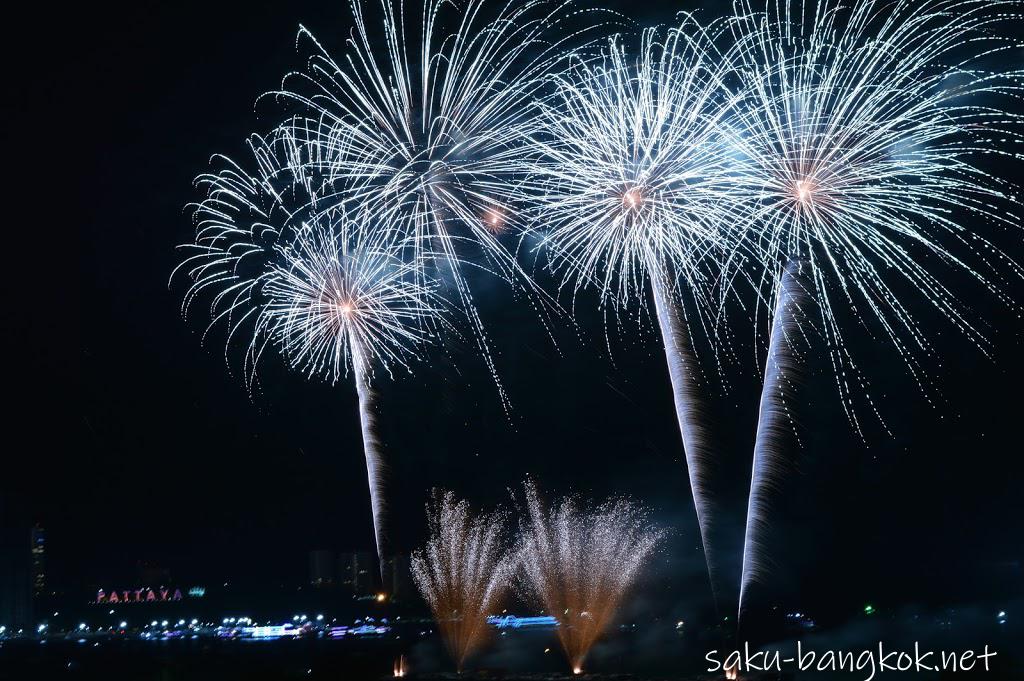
[309,550,337,587]
[384,555,412,600]
[29,525,44,598]
[339,551,376,597]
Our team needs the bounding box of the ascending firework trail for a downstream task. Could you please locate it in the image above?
[738,263,804,618]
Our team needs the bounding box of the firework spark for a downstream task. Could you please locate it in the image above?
[516,481,665,674]
[521,20,746,603]
[726,0,1024,618]
[268,0,612,405]
[411,491,512,672]
[175,130,445,572]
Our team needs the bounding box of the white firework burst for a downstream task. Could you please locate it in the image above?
[267,0,614,404]
[726,0,1024,619]
[520,19,747,606]
[524,19,744,308]
[727,0,1024,419]
[264,217,444,385]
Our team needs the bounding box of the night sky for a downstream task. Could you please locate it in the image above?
[2,1,1022,624]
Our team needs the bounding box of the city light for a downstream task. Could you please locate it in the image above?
[864,604,876,615]
[487,615,558,629]
[119,621,127,629]
[249,625,303,640]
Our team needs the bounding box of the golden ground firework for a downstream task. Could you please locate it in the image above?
[517,481,665,674]
[411,491,512,672]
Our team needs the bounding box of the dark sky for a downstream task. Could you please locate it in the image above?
[2,1,1022,624]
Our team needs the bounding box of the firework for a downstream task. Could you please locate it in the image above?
[268,0,613,404]
[726,0,1024,618]
[411,491,512,672]
[175,130,445,572]
[521,20,746,604]
[738,262,805,618]
[516,481,665,674]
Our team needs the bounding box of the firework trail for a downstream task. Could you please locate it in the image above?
[516,481,665,675]
[726,0,1024,617]
[350,345,385,569]
[411,491,512,672]
[648,270,718,593]
[737,263,805,619]
[175,130,445,572]
[268,0,614,406]
[521,20,746,604]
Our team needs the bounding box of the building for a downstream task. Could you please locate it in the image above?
[30,525,44,598]
[339,551,376,597]
[309,550,337,587]
[307,550,380,596]
[0,547,33,631]
[384,554,412,600]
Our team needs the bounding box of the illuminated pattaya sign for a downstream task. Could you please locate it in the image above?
[95,588,184,604]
